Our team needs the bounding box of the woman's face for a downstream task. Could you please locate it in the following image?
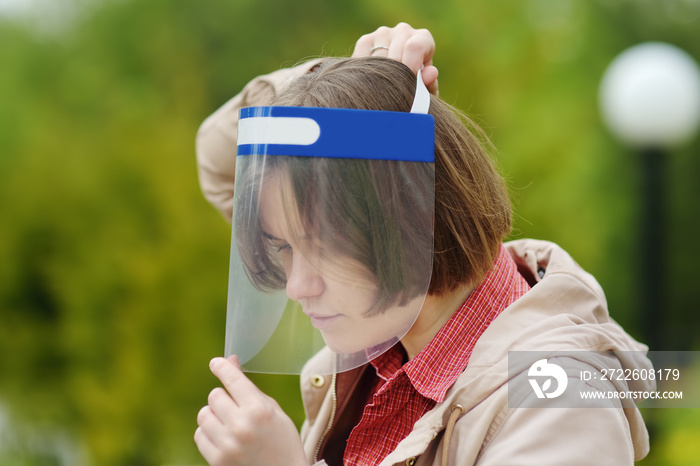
[257,171,419,355]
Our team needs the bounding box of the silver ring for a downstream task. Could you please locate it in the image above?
[369,45,389,55]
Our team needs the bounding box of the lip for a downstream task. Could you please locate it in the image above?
[306,313,342,330]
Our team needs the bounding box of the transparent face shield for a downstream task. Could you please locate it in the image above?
[225,71,435,374]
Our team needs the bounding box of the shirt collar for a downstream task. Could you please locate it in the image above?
[371,244,528,402]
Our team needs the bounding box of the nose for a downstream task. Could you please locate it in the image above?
[285,251,325,302]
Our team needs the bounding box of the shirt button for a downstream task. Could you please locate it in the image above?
[310,374,325,388]
[406,457,417,465]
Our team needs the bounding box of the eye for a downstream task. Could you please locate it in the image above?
[262,231,292,255]
[276,243,292,253]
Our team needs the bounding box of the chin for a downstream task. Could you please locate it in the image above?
[322,331,399,358]
[322,335,364,355]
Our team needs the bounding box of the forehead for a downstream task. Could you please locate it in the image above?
[257,169,310,240]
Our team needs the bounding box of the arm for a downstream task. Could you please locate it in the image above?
[473,375,640,466]
[196,59,322,221]
[476,406,635,465]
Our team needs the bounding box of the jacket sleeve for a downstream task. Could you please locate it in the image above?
[195,59,323,221]
[473,376,638,465]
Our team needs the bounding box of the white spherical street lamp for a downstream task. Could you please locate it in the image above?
[598,42,700,352]
[600,42,700,149]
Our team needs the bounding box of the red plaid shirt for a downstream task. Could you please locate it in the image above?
[342,244,530,465]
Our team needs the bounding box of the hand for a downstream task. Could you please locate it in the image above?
[195,356,307,466]
[352,22,439,95]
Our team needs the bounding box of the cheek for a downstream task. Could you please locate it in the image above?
[333,283,377,312]
[279,250,293,276]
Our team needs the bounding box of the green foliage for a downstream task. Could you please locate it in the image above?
[1,0,699,464]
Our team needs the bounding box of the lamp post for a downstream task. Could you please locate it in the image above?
[599,42,700,351]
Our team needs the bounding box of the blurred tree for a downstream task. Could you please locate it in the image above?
[0,0,698,464]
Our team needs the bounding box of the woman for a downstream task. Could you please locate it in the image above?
[194,23,653,466]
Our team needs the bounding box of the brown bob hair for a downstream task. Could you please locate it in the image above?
[234,57,511,313]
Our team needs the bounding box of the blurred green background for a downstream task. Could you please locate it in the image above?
[1,0,699,464]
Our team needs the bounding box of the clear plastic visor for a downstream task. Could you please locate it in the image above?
[225,73,435,374]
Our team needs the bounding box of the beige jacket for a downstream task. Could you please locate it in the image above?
[299,240,652,466]
[196,64,652,465]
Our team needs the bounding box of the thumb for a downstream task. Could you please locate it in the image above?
[422,65,439,96]
[227,354,241,369]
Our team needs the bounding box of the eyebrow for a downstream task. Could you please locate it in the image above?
[262,230,312,243]
[262,231,283,242]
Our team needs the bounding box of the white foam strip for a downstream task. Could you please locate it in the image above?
[238,117,321,146]
[410,68,431,115]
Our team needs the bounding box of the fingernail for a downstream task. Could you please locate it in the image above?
[209,357,223,369]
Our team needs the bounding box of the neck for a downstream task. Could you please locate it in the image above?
[400,284,475,360]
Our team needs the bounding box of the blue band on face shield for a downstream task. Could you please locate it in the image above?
[237,106,435,163]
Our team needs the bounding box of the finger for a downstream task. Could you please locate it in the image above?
[386,36,409,61]
[194,426,225,466]
[197,404,224,430]
[352,26,392,57]
[352,33,374,57]
[196,404,234,452]
[385,29,413,62]
[227,354,241,369]
[370,45,390,57]
[400,31,435,74]
[422,65,439,96]
[210,357,263,406]
[207,386,239,424]
[197,402,240,452]
[198,401,249,456]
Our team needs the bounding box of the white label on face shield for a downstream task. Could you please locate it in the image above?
[238,117,321,146]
